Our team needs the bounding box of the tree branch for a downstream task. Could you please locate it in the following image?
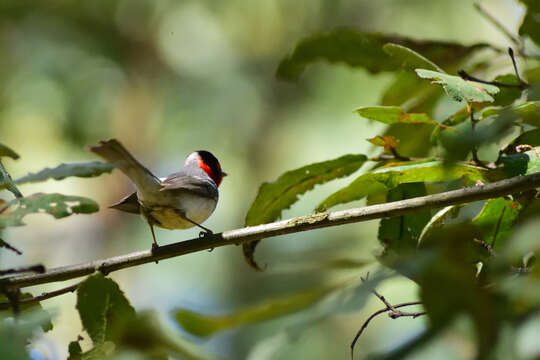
[1,172,540,290]
[0,283,78,310]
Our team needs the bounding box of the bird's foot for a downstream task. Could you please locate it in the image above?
[199,230,213,238]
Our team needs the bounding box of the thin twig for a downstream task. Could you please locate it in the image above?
[350,302,425,360]
[458,70,529,90]
[0,283,79,310]
[2,172,540,289]
[468,107,486,168]
[474,3,521,49]
[508,48,524,84]
[0,239,23,255]
[473,238,498,257]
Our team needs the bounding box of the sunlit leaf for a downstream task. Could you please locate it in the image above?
[382,43,443,72]
[0,144,19,160]
[277,28,488,80]
[76,274,135,345]
[367,135,399,152]
[0,193,99,228]
[245,154,367,225]
[357,106,450,129]
[316,161,492,212]
[15,161,114,185]
[416,69,499,103]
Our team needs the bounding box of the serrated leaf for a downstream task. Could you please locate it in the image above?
[416,69,499,103]
[518,0,540,46]
[245,154,367,226]
[382,43,443,72]
[277,28,489,80]
[316,161,492,212]
[76,274,136,345]
[0,193,99,228]
[357,106,450,129]
[0,144,19,160]
[174,283,340,337]
[15,161,114,185]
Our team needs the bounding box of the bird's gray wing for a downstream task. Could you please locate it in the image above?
[160,173,218,200]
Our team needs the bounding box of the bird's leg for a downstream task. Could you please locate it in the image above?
[148,222,159,249]
[173,209,213,236]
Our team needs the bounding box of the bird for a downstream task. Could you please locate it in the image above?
[89,139,226,248]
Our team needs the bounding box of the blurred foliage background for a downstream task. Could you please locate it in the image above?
[0,0,537,359]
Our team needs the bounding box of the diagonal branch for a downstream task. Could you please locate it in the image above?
[1,172,540,290]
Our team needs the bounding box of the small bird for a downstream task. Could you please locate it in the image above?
[89,139,226,248]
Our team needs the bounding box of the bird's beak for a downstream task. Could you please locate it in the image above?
[222,171,228,177]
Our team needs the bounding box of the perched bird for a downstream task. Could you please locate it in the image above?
[89,139,226,248]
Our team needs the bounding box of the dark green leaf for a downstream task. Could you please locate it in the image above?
[416,69,499,103]
[491,74,523,106]
[382,43,443,72]
[76,274,136,345]
[378,183,432,253]
[276,28,488,80]
[518,0,540,46]
[505,128,540,152]
[245,154,367,226]
[356,106,451,129]
[15,161,114,185]
[316,161,492,212]
[0,193,99,228]
[501,147,540,176]
[68,340,83,358]
[0,144,19,160]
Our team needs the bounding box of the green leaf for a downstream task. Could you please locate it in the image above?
[245,154,367,226]
[501,147,540,176]
[471,197,522,249]
[356,106,450,129]
[415,69,499,103]
[378,183,432,253]
[76,274,136,345]
[0,144,19,160]
[0,193,99,228]
[418,205,464,245]
[119,311,222,360]
[316,161,492,212]
[276,28,488,80]
[0,293,53,332]
[382,43,443,72]
[518,0,540,46]
[15,161,114,185]
[174,282,340,337]
[491,74,523,106]
[0,161,22,198]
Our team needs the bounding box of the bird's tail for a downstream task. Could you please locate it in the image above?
[89,139,161,193]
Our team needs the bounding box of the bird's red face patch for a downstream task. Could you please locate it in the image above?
[198,158,223,186]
